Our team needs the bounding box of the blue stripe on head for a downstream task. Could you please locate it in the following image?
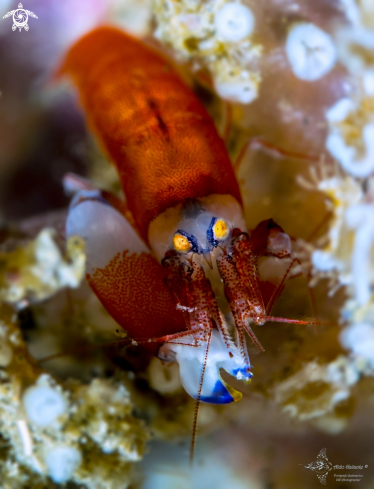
[206,217,218,249]
[175,229,201,254]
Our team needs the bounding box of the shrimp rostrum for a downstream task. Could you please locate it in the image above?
[62,27,301,404]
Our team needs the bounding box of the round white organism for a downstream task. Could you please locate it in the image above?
[45,446,82,483]
[214,3,255,42]
[214,77,258,104]
[285,23,337,81]
[23,383,67,427]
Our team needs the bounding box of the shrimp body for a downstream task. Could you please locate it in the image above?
[63,27,241,242]
[63,27,293,404]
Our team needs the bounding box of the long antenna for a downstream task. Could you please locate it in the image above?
[37,327,206,365]
[190,329,212,467]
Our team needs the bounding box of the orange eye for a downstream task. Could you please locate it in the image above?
[173,233,192,253]
[213,219,229,241]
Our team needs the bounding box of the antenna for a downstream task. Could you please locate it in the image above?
[189,329,212,467]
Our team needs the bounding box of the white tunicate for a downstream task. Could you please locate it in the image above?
[23,384,67,427]
[285,23,337,81]
[214,3,255,42]
[45,446,82,483]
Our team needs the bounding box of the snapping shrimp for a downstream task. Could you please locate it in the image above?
[61,27,315,418]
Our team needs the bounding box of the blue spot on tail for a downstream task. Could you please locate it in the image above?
[197,380,234,404]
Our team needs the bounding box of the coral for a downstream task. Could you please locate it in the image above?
[327,1,374,178]
[283,2,374,424]
[0,230,85,306]
[107,0,153,36]
[326,95,374,177]
[336,0,374,75]
[153,0,262,103]
[297,162,363,296]
[0,304,149,488]
[273,358,359,425]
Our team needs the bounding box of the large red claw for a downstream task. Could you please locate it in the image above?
[66,187,185,342]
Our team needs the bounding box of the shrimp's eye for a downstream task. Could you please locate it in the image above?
[173,233,191,253]
[173,230,200,254]
[207,217,230,248]
[214,219,229,240]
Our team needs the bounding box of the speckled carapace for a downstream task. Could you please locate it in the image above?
[63,27,242,242]
[63,27,318,417]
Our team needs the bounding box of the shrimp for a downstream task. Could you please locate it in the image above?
[61,26,313,409]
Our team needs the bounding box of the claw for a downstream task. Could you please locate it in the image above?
[159,330,251,404]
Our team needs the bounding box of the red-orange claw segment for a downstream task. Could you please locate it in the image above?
[61,26,242,242]
[65,183,187,345]
[87,250,186,343]
[247,219,293,311]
